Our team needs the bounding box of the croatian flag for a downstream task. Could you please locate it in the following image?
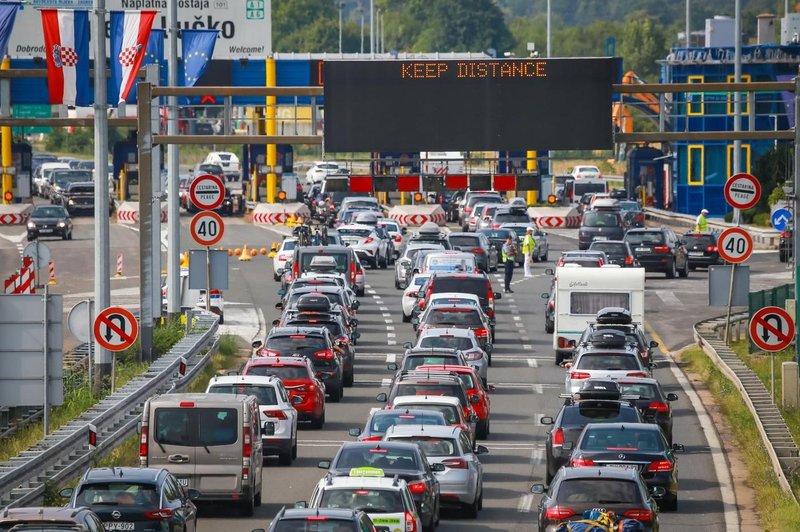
[110,10,157,104]
[40,9,90,106]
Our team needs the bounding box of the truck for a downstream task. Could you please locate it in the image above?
[420,151,465,175]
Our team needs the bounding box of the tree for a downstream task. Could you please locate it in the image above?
[406,0,514,53]
[618,12,665,81]
[273,0,337,52]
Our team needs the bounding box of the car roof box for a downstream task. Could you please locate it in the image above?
[595,307,632,324]
[576,379,621,400]
[588,329,628,348]
[295,293,332,312]
[417,221,441,234]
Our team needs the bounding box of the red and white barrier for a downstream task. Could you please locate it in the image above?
[0,204,33,225]
[388,205,446,227]
[48,260,57,285]
[528,206,581,229]
[4,256,35,294]
[115,202,168,224]
[251,203,311,225]
[115,253,124,277]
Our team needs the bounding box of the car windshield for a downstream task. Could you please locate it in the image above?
[617,383,658,400]
[198,164,222,174]
[556,479,640,504]
[589,242,627,255]
[390,436,457,457]
[207,384,278,405]
[494,212,529,224]
[288,292,344,308]
[32,206,66,218]
[419,336,472,350]
[581,427,665,452]
[75,482,159,507]
[54,172,91,187]
[479,229,513,240]
[245,365,309,380]
[575,354,640,371]
[625,232,665,245]
[398,404,460,424]
[320,488,404,513]
[334,447,420,471]
[683,235,715,247]
[370,412,446,433]
[449,236,480,248]
[411,276,430,288]
[300,252,348,274]
[426,309,481,327]
[265,335,327,356]
[582,211,620,227]
[561,405,640,424]
[404,355,460,370]
[619,201,639,211]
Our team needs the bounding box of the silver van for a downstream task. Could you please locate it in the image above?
[139,393,264,516]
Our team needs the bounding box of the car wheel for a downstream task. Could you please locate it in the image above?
[328,386,342,403]
[379,254,388,269]
[402,312,411,323]
[545,466,554,487]
[344,370,354,387]
[218,313,224,325]
[68,231,73,241]
[666,259,676,279]
[311,410,325,429]
[542,251,548,262]
[255,489,262,507]
[464,491,480,518]
[476,419,489,439]
[555,351,565,366]
[239,493,255,517]
[661,493,678,512]
[357,287,365,297]
[689,265,696,271]
[679,260,689,278]
[780,251,787,262]
[291,440,298,459]
[62,232,68,240]
[278,448,293,466]
[545,319,554,334]
[274,273,281,282]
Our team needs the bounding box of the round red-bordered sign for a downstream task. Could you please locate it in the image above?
[717,227,753,264]
[749,306,794,352]
[724,173,761,210]
[190,211,225,247]
[93,306,139,352]
[188,173,225,211]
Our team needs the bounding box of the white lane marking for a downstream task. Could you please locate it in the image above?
[387,333,396,338]
[517,494,534,513]
[379,307,389,311]
[384,319,393,324]
[656,290,682,306]
[382,313,392,317]
[520,337,530,342]
[515,322,524,328]
[512,316,521,321]
[388,340,396,345]
[386,325,395,331]
[355,353,407,358]
[530,448,545,464]
[385,354,396,363]
[523,344,533,350]
[380,378,393,387]
[527,359,538,368]
[368,289,377,294]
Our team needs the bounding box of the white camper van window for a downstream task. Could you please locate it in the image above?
[570,293,630,315]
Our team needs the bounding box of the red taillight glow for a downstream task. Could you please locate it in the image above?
[314,349,334,359]
[179,402,194,408]
[545,507,576,520]
[570,457,595,467]
[139,425,148,457]
[552,427,564,446]
[706,246,718,252]
[264,409,288,420]
[625,255,634,265]
[648,401,670,413]
[145,509,174,519]
[623,509,654,521]
[350,261,356,283]
[471,248,485,255]
[243,429,252,458]
[408,481,427,494]
[306,516,328,522]
[626,372,648,377]
[359,435,382,441]
[654,246,670,253]
[647,459,674,472]
[405,511,417,532]
[474,328,489,338]
[442,458,467,469]
[557,337,573,348]
[570,371,591,380]
[364,237,374,244]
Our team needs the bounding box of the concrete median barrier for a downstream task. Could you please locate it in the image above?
[0,204,33,225]
[388,205,446,226]
[250,202,311,225]
[528,206,581,229]
[115,202,168,224]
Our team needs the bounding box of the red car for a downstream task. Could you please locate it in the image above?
[242,356,326,428]
[416,364,492,439]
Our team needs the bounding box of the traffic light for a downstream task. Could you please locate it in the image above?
[2,190,11,203]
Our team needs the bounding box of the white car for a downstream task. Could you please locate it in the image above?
[306,161,348,185]
[204,151,240,176]
[569,165,602,179]
[205,374,299,465]
[390,394,477,440]
[338,223,391,269]
[414,326,489,384]
[395,243,444,289]
[272,238,297,281]
[35,162,70,197]
[565,347,651,395]
[378,218,406,258]
[402,273,431,322]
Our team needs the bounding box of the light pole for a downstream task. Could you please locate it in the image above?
[370,0,374,57]
[337,1,345,54]
[546,0,551,57]
[685,0,691,47]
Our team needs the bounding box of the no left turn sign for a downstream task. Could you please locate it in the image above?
[189,174,225,211]
[749,306,795,352]
[93,306,139,352]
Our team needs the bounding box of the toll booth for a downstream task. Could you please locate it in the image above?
[241,144,293,202]
[9,142,32,201]
[372,152,421,175]
[113,140,139,201]
[626,146,666,208]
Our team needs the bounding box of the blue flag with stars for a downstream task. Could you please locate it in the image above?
[144,28,165,83]
[181,29,218,87]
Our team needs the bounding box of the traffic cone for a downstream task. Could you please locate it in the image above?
[239,244,252,261]
[250,247,258,257]
[268,242,278,258]
[259,247,268,255]
[115,253,124,277]
[48,260,57,285]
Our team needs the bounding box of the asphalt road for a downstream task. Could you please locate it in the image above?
[0,212,791,531]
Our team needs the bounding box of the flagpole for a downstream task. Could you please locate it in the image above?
[166,0,180,320]
[93,0,111,391]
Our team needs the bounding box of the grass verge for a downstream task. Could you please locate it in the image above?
[679,347,800,528]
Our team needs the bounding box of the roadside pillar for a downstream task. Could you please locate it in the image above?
[1,56,12,205]
[526,150,537,205]
[266,57,277,203]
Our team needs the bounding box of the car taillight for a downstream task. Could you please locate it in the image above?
[648,401,670,413]
[545,506,576,520]
[474,328,489,338]
[557,337,573,348]
[315,349,334,359]
[570,371,591,380]
[442,458,467,469]
[625,255,634,265]
[307,515,329,521]
[264,409,288,420]
[597,259,604,266]
[145,509,174,519]
[243,429,252,458]
[469,216,476,223]
[634,213,645,222]
[465,207,472,214]
[394,234,402,242]
[626,372,648,377]
[472,248,485,255]
[781,231,790,238]
[405,511,417,532]
[139,425,148,458]
[364,237,374,244]
[465,351,482,361]
[552,427,564,446]
[623,509,654,521]
[408,481,427,494]
[570,457,595,467]
[418,299,425,310]
[548,300,555,310]
[706,246,717,252]
[647,460,674,472]
[492,223,500,229]
[359,435,383,441]
[338,336,350,345]
[278,254,287,261]
[293,261,299,276]
[654,246,670,253]
[350,261,356,282]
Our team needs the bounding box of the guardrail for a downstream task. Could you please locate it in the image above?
[645,207,780,249]
[0,312,219,508]
[694,313,800,501]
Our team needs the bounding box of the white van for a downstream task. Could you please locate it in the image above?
[549,265,644,365]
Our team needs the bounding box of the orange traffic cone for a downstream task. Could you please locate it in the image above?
[239,244,252,261]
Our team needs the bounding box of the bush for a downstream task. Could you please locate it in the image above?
[752,212,770,227]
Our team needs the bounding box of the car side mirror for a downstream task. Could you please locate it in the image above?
[541,293,549,299]
[650,486,666,498]
[401,227,408,234]
[530,484,545,494]
[431,463,446,472]
[291,395,303,405]
[540,416,554,425]
[649,362,659,369]
[294,501,308,509]
[411,317,419,326]
[376,392,388,402]
[353,331,361,340]
[274,302,283,310]
[277,288,286,296]
[136,421,142,435]
[263,422,275,436]
[470,394,480,404]
[562,441,574,451]
[187,489,202,500]
[493,292,502,300]
[672,443,685,452]
[59,487,74,498]
[403,342,413,349]
[398,282,408,290]
[666,392,678,402]
[349,427,362,437]
[317,460,331,469]
[251,340,263,349]
[545,268,554,275]
[352,301,360,310]
[484,343,493,353]
[475,445,489,455]
[649,340,659,348]
[271,319,280,326]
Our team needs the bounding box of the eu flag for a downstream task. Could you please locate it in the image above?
[181,29,218,87]
[0,2,20,60]
[144,28,165,79]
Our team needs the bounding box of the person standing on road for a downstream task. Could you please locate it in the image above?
[695,208,709,232]
[522,227,536,278]
[502,235,517,293]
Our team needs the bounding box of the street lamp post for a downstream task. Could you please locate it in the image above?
[338,1,344,54]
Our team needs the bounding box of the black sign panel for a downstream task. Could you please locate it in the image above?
[324,58,618,152]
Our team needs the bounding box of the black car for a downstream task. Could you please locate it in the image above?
[625,228,689,278]
[49,169,93,204]
[542,281,555,334]
[532,466,661,532]
[61,181,96,215]
[540,382,644,485]
[616,377,679,445]
[318,441,441,531]
[446,232,498,272]
[445,190,465,222]
[682,231,721,269]
[60,467,200,532]
[0,507,105,532]
[27,205,73,240]
[565,422,683,511]
[578,210,625,250]
[478,228,524,266]
[387,347,467,374]
[780,228,792,262]
[588,240,638,267]
[421,272,500,337]
[264,507,377,532]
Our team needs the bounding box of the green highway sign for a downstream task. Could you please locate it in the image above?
[12,104,52,135]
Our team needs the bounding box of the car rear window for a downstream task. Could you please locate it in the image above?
[556,479,640,504]
[589,242,627,255]
[561,404,640,425]
[404,355,460,370]
[389,436,457,457]
[75,482,159,507]
[281,240,297,251]
[427,309,482,327]
[320,488,404,513]
[449,236,480,248]
[581,427,665,452]
[419,336,472,350]
[335,447,420,471]
[625,232,665,245]
[683,235,716,247]
[288,292,344,308]
[575,353,640,371]
[273,519,357,532]
[338,228,372,238]
[286,320,344,338]
[370,412,446,433]
[207,384,278,405]
[265,335,327,357]
[617,383,658,400]
[154,407,238,447]
[393,383,465,406]
[245,364,310,381]
[468,195,502,208]
[582,211,621,228]
[300,252,349,274]
[494,212,530,224]
[429,278,488,302]
[398,404,460,424]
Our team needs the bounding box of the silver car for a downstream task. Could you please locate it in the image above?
[414,327,489,385]
[394,243,444,289]
[383,424,487,517]
[500,223,550,262]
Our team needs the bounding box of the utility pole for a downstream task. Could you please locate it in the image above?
[369,0,374,57]
[92,0,111,389]
[733,0,742,184]
[546,0,551,58]
[338,1,344,54]
[166,0,180,321]
[685,0,691,48]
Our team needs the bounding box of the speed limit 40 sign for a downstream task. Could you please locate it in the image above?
[717,227,753,264]
[190,211,225,247]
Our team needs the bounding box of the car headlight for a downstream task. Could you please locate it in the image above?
[58,222,66,227]
[27,222,35,229]
[68,199,75,205]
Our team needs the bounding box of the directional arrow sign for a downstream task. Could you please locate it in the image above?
[724,173,761,210]
[771,208,792,232]
[93,306,139,352]
[717,227,753,264]
[749,306,794,352]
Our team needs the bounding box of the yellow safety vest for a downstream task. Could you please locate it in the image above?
[696,214,708,232]
[522,234,536,254]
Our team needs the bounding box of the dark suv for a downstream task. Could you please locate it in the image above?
[62,182,96,215]
[625,227,689,278]
[682,231,721,270]
[60,467,200,532]
[420,272,500,334]
[0,507,105,532]
[578,210,625,249]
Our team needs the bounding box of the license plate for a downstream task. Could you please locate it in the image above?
[176,478,189,486]
[103,523,134,531]
[593,236,607,241]
[39,228,53,233]
[635,247,650,252]
[688,252,704,257]
[604,463,639,470]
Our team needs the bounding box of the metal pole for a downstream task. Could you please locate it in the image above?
[793,70,800,368]
[370,0,374,57]
[381,9,385,53]
[167,0,181,320]
[360,8,364,53]
[147,65,162,323]
[93,0,111,389]
[772,352,775,404]
[87,299,93,395]
[43,283,49,437]
[206,248,211,311]
[733,0,742,183]
[1,56,11,205]
[338,2,343,54]
[685,0,691,47]
[546,0,551,57]
[138,82,154,364]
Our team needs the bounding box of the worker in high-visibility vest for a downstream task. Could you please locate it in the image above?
[695,208,709,232]
[501,235,518,293]
[522,227,536,278]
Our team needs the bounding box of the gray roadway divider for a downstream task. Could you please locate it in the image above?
[694,313,799,502]
[0,312,219,509]
[645,207,780,249]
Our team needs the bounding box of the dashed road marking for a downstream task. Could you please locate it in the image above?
[523,344,533,350]
[527,359,538,368]
[517,494,534,513]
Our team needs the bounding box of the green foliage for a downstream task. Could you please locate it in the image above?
[752,145,794,213]
[116,319,185,366]
[617,13,664,82]
[186,335,242,393]
[752,212,770,227]
[769,186,786,209]
[43,127,127,156]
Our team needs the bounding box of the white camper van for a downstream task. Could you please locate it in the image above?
[550,264,645,365]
